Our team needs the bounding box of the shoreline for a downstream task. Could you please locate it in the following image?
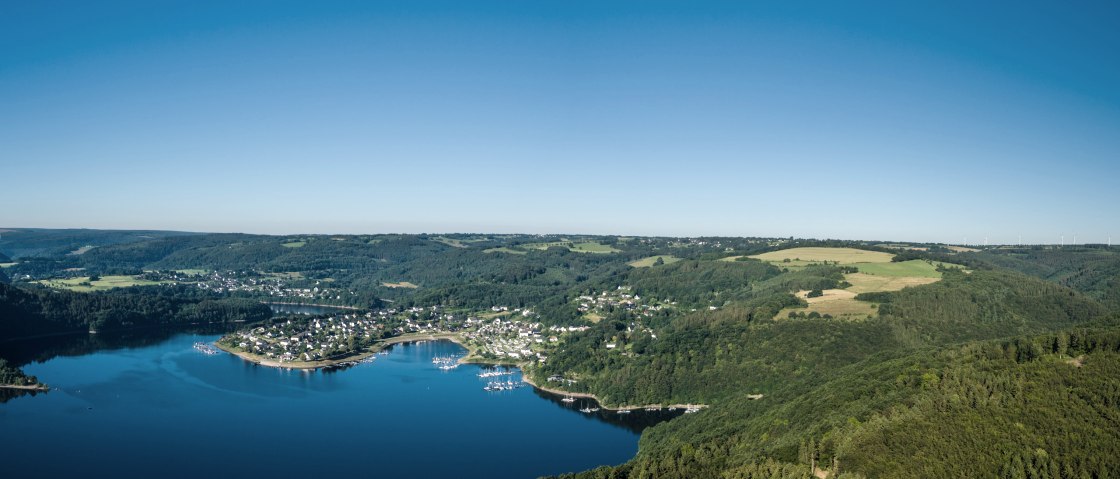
[213,341,378,370]
[520,373,708,412]
[213,332,486,370]
[0,383,50,391]
[214,333,710,411]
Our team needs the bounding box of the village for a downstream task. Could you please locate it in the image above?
[575,285,676,321]
[214,302,592,367]
[140,269,355,303]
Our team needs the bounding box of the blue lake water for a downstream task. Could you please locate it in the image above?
[0,333,672,478]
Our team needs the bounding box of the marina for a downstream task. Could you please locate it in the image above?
[1,334,680,479]
[193,342,220,355]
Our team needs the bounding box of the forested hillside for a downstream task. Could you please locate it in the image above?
[0,282,271,337]
[541,268,1117,479]
[966,247,1120,310]
[2,230,1118,478]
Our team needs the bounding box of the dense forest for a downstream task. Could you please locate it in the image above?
[1,229,1118,478]
[0,282,271,338]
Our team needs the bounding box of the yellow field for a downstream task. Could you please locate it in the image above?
[37,275,168,292]
[0,262,16,268]
[750,247,894,264]
[845,273,940,293]
[382,281,419,289]
[778,289,877,320]
[772,253,959,321]
[628,255,682,267]
[946,245,979,252]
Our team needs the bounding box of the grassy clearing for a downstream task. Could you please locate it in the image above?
[628,255,682,267]
[778,289,877,320]
[843,260,961,293]
[382,281,419,289]
[281,241,307,248]
[584,312,604,323]
[750,247,894,264]
[855,259,942,278]
[433,236,468,248]
[174,269,209,275]
[0,263,16,268]
[776,259,964,320]
[68,245,96,255]
[267,272,304,279]
[520,241,570,251]
[569,242,621,253]
[845,273,941,293]
[484,247,527,255]
[37,275,168,292]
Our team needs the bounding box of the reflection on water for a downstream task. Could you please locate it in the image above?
[0,336,685,479]
[530,387,687,433]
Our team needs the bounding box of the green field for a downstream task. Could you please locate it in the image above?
[483,247,527,255]
[750,247,894,264]
[266,271,304,279]
[854,259,943,277]
[568,242,620,253]
[777,259,959,319]
[281,241,307,248]
[628,255,682,267]
[0,263,16,268]
[433,236,468,248]
[520,241,570,251]
[37,275,167,292]
[173,269,209,275]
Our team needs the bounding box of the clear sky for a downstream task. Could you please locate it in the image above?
[2,1,1118,244]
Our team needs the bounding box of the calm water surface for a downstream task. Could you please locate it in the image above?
[1,334,674,478]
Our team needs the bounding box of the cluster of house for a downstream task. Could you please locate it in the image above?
[142,269,351,301]
[576,285,674,319]
[222,313,386,362]
[220,302,581,365]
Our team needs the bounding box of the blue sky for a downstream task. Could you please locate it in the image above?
[2,1,1118,244]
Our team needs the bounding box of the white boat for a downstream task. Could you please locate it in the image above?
[193,342,220,355]
[561,396,575,403]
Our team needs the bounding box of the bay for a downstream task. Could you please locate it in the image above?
[0,333,677,478]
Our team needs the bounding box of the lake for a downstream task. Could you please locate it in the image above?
[0,333,678,478]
